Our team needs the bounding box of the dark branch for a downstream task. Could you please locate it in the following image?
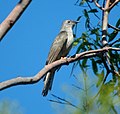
[108,24,120,31]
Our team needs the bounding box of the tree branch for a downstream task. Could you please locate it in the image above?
[102,0,110,46]
[93,0,105,10]
[0,47,120,91]
[0,0,32,41]
[93,0,120,11]
[110,38,120,46]
[108,24,120,31]
[108,0,120,11]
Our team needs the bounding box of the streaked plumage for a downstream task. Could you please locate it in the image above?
[42,20,78,96]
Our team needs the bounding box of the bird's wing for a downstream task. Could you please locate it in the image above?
[42,31,68,96]
[46,31,68,64]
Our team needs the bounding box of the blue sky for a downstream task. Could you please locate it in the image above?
[0,0,83,114]
[1,0,120,114]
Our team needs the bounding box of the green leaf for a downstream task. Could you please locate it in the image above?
[88,9,98,13]
[96,59,102,64]
[116,18,120,27]
[78,61,85,72]
[70,62,77,76]
[82,59,88,68]
[73,38,81,46]
[83,10,90,29]
[108,30,118,42]
[91,59,98,75]
[75,32,89,53]
[79,0,86,6]
[76,43,86,53]
[90,28,99,35]
[83,9,89,19]
[114,43,120,47]
[76,16,82,21]
[98,80,115,104]
[96,70,104,87]
[73,42,79,46]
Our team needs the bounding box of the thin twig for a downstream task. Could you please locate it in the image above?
[49,94,80,109]
[93,0,105,10]
[110,38,120,46]
[86,1,100,20]
[108,24,120,31]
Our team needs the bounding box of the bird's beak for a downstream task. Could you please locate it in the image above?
[72,20,79,25]
[75,21,79,24]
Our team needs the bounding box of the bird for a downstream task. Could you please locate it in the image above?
[42,20,79,96]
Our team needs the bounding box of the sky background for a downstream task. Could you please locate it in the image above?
[0,0,119,114]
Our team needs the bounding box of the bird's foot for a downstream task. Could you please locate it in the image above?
[71,54,76,58]
[60,56,67,59]
[60,57,69,65]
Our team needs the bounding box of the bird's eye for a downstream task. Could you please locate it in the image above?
[67,20,71,23]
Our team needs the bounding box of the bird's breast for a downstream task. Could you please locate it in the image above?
[67,31,74,48]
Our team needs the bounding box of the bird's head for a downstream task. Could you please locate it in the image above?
[61,20,79,31]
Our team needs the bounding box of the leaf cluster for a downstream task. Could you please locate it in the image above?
[73,0,120,88]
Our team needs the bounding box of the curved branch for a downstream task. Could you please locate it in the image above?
[107,0,120,11]
[0,47,120,91]
[0,0,32,41]
[93,0,105,10]
[94,0,120,11]
[108,24,120,31]
[110,38,120,46]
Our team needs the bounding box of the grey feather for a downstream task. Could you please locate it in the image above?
[42,20,78,96]
[42,31,68,96]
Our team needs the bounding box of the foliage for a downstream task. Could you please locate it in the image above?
[52,73,120,114]
[73,0,120,93]
[0,100,23,114]
[51,0,120,114]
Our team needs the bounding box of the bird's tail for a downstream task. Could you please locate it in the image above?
[42,70,55,96]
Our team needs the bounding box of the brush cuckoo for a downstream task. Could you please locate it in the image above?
[42,20,79,96]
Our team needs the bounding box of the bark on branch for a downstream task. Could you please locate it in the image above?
[0,47,120,91]
[94,0,120,11]
[0,0,31,41]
